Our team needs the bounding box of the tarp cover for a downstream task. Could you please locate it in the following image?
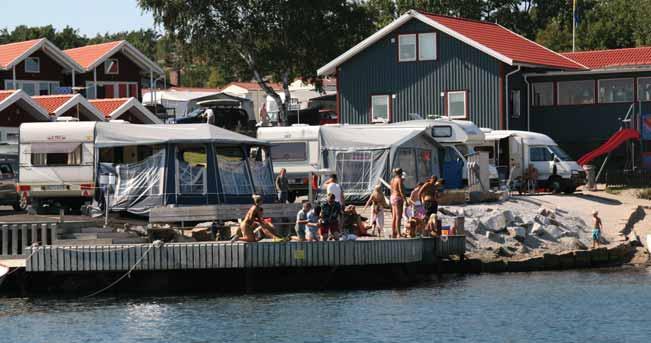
[319,126,426,151]
[94,123,265,148]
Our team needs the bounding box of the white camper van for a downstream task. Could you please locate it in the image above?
[18,122,96,210]
[477,130,586,193]
[391,119,498,184]
[257,125,321,202]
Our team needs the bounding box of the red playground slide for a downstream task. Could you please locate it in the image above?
[578,128,640,166]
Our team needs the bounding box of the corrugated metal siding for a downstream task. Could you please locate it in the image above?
[339,19,502,128]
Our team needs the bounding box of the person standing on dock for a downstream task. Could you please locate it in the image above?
[295,201,311,241]
[320,193,341,240]
[420,176,439,225]
[592,210,603,248]
[390,168,406,239]
[365,184,386,237]
[276,168,289,203]
[324,174,344,206]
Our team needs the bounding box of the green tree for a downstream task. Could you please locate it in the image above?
[138,0,375,124]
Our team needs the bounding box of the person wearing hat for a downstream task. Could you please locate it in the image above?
[592,210,602,248]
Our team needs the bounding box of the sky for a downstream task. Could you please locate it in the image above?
[0,0,157,36]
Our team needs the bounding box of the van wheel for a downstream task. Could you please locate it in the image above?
[13,197,27,212]
[287,192,297,204]
[563,186,577,194]
[549,177,563,194]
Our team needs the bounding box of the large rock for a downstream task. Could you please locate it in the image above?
[481,211,508,232]
[559,237,588,250]
[531,223,545,236]
[191,227,213,242]
[544,225,564,239]
[507,226,527,241]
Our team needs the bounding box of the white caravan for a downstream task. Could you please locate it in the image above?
[257,124,321,202]
[390,119,498,183]
[18,122,96,210]
[477,129,586,193]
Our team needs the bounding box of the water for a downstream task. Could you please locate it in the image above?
[2,268,651,343]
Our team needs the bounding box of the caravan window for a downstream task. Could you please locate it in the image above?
[30,143,82,166]
[270,142,307,161]
[396,149,417,189]
[176,145,207,194]
[216,147,253,195]
[249,146,275,195]
[529,146,553,162]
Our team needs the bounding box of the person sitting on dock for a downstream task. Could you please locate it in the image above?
[295,201,311,241]
[306,206,321,241]
[238,195,284,242]
[342,205,373,238]
[320,193,342,240]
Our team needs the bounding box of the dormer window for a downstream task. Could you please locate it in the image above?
[25,57,40,73]
[105,58,119,74]
[398,32,437,62]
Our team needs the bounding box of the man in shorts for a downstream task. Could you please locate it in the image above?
[320,193,341,240]
[295,201,311,241]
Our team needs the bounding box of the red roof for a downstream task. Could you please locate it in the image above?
[32,95,75,114]
[419,12,586,70]
[562,47,651,69]
[64,41,123,70]
[0,90,17,102]
[226,82,283,91]
[0,39,43,69]
[89,98,129,118]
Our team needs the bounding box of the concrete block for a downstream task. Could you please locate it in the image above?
[543,253,561,270]
[590,247,609,265]
[558,251,575,269]
[482,260,507,273]
[573,250,591,268]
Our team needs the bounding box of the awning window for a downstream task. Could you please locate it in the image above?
[31,143,81,154]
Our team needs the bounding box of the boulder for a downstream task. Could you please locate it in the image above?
[559,237,588,250]
[544,225,564,239]
[531,223,545,237]
[191,227,213,242]
[481,211,508,232]
[535,214,551,226]
[494,246,513,257]
[507,226,527,241]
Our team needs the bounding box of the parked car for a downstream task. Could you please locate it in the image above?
[0,154,26,211]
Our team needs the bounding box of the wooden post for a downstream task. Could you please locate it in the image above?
[21,224,27,255]
[40,224,48,245]
[11,224,18,256]
[2,225,9,255]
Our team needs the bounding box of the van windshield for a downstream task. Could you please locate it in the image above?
[270,142,307,162]
[548,145,572,161]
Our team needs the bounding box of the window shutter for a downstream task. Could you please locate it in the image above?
[118,84,127,98]
[129,84,138,98]
[104,84,115,98]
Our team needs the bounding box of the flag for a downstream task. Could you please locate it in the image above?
[573,0,580,25]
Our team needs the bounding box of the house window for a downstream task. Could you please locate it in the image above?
[446,91,467,118]
[532,82,553,106]
[4,80,59,96]
[371,94,390,123]
[25,57,40,73]
[557,80,595,105]
[511,90,521,118]
[105,59,119,74]
[418,33,436,61]
[639,78,651,102]
[398,34,417,62]
[599,78,634,103]
[86,81,137,99]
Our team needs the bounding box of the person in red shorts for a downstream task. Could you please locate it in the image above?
[319,193,342,240]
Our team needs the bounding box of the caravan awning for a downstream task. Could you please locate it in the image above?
[319,126,427,151]
[94,123,266,148]
[483,132,512,141]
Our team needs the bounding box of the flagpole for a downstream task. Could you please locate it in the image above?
[572,0,576,52]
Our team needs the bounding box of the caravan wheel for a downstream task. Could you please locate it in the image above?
[549,177,563,194]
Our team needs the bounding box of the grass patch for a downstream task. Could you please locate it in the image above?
[605,186,628,195]
[636,188,651,200]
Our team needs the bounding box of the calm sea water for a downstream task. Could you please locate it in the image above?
[2,268,651,343]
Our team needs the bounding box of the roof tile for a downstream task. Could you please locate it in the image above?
[0,90,17,102]
[64,41,123,70]
[89,98,129,118]
[0,39,43,69]
[32,95,75,114]
[562,47,651,69]
[420,12,585,70]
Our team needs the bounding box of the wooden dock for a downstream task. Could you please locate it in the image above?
[25,236,465,273]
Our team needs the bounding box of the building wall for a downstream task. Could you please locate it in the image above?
[0,103,48,126]
[528,71,651,165]
[0,50,68,90]
[338,19,503,128]
[75,51,144,100]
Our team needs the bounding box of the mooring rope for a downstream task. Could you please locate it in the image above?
[0,243,41,281]
[82,240,164,298]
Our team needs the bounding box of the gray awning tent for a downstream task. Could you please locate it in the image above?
[319,126,441,202]
[94,123,274,214]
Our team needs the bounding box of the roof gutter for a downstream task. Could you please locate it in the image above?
[525,66,651,77]
[505,65,521,130]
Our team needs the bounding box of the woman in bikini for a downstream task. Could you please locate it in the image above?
[239,195,283,242]
[390,168,406,239]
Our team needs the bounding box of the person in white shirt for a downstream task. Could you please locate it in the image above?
[324,174,343,205]
[204,108,215,125]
